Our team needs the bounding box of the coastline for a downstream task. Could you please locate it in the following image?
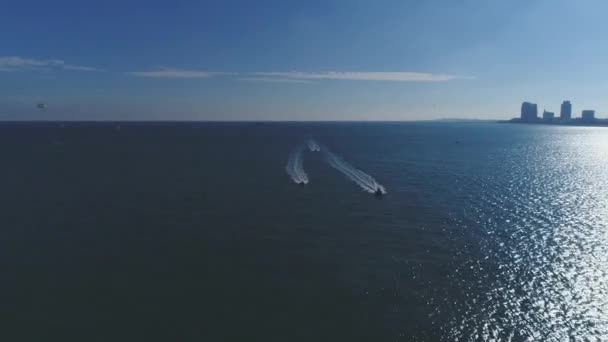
[499,118,608,127]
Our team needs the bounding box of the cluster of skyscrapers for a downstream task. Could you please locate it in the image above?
[519,100,596,123]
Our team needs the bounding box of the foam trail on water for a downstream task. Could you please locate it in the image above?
[323,149,386,194]
[286,145,309,184]
[307,139,321,152]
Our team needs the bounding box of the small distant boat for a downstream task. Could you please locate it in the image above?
[36,103,46,109]
[374,188,383,197]
[298,181,306,186]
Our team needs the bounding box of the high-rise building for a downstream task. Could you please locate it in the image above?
[542,110,555,121]
[560,101,572,120]
[521,102,538,122]
[582,110,595,122]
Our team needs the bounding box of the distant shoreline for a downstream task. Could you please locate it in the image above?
[501,118,608,127]
[2,119,606,127]
[0,118,500,124]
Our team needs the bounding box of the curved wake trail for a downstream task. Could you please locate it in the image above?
[286,146,309,184]
[307,139,321,152]
[322,149,386,194]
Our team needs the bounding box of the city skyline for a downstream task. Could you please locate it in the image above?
[512,99,607,125]
[3,0,608,121]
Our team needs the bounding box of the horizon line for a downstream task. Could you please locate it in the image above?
[0,118,501,123]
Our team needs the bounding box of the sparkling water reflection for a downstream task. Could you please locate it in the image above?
[446,127,608,341]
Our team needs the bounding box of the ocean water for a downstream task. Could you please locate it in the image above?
[1,122,607,341]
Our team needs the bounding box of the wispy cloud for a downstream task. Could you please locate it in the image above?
[0,56,100,72]
[237,77,313,84]
[251,71,468,82]
[127,69,471,82]
[62,65,100,72]
[128,69,232,79]
[249,71,470,82]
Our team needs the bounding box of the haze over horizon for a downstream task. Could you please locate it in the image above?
[2,0,608,121]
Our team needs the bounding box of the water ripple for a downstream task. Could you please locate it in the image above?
[443,129,608,341]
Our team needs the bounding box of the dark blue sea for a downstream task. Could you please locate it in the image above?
[1,122,607,341]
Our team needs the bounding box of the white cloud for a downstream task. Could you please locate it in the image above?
[251,71,468,82]
[237,77,313,84]
[0,58,469,82]
[128,69,232,79]
[127,69,471,82]
[0,56,100,72]
[62,65,100,72]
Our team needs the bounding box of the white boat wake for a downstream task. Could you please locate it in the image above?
[307,139,321,152]
[285,145,309,184]
[322,149,386,194]
[285,140,386,194]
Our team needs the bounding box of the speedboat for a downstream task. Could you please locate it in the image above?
[374,188,383,197]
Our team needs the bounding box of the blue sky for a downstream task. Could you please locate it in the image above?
[2,0,608,120]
